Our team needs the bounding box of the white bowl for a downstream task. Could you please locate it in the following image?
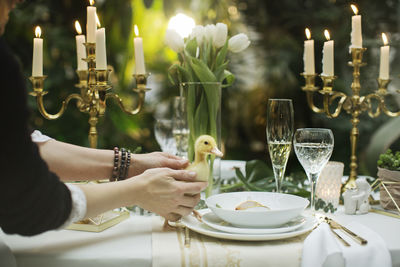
[205,192,309,228]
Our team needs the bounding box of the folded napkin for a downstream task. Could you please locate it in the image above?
[0,237,16,267]
[301,221,391,267]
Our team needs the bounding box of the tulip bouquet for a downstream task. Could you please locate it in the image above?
[165,23,250,195]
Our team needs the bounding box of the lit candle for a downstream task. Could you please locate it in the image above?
[86,0,96,43]
[303,28,315,75]
[350,4,362,49]
[32,26,43,77]
[379,33,390,80]
[96,27,107,70]
[134,25,146,75]
[322,29,334,76]
[75,21,88,71]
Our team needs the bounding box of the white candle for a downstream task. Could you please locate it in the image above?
[134,25,146,75]
[32,26,43,77]
[86,0,96,43]
[303,28,315,75]
[379,33,390,80]
[75,21,88,71]
[95,28,107,70]
[350,4,362,48]
[322,30,334,76]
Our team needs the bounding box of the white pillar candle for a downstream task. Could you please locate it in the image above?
[303,28,315,75]
[75,21,88,71]
[379,33,390,80]
[134,25,146,75]
[32,26,43,77]
[350,4,362,48]
[86,0,96,43]
[95,28,107,70]
[322,30,334,76]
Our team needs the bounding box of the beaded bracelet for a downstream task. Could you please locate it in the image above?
[110,147,120,182]
[118,148,127,181]
[123,150,131,179]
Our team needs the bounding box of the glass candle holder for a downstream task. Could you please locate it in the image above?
[315,161,344,211]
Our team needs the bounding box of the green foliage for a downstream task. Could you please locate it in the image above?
[377,149,400,171]
[220,160,310,198]
[314,198,336,213]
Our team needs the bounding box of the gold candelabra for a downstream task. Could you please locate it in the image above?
[29,42,150,148]
[302,48,400,189]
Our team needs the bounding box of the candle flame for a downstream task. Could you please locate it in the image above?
[382,33,388,46]
[96,13,101,27]
[324,29,330,41]
[75,21,82,35]
[89,0,94,6]
[351,4,358,15]
[35,26,41,38]
[134,25,139,36]
[305,28,311,40]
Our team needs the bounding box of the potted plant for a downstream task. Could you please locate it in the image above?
[377,149,400,210]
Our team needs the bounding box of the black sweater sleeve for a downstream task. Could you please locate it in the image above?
[0,38,72,236]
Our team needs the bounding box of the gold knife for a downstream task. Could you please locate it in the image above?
[325,217,368,245]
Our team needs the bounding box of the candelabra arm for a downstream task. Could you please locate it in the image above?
[381,104,400,117]
[322,92,347,118]
[365,93,382,118]
[106,89,148,115]
[34,93,84,120]
[305,91,325,114]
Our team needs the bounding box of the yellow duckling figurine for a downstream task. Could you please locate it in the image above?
[186,135,224,182]
[163,135,223,229]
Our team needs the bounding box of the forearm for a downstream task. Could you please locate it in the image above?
[37,139,114,181]
[77,180,138,218]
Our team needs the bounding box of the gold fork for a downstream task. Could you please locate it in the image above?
[325,217,368,245]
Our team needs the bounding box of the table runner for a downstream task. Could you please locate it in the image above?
[152,216,307,267]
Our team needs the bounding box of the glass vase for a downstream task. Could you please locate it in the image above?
[180,82,221,197]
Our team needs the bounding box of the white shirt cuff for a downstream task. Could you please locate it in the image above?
[59,184,87,229]
[31,130,53,143]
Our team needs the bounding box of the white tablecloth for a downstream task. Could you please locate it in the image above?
[1,208,400,267]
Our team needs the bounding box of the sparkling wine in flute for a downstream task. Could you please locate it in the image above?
[268,141,292,168]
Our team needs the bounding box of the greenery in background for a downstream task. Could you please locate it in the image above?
[314,198,336,213]
[377,149,400,171]
[220,160,310,198]
[4,0,400,178]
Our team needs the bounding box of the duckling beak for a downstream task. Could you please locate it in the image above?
[210,147,223,157]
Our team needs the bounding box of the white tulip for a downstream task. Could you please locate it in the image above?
[190,25,205,46]
[205,24,216,42]
[165,29,184,52]
[213,23,228,48]
[228,33,250,53]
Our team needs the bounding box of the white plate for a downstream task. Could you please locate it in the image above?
[181,209,317,241]
[206,192,309,228]
[201,212,306,234]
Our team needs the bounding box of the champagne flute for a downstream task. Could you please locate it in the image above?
[266,99,294,193]
[172,96,189,158]
[293,128,334,212]
[154,119,176,155]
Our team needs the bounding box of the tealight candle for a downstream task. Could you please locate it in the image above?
[75,21,88,71]
[379,33,390,80]
[134,25,146,75]
[350,4,362,49]
[322,29,334,76]
[303,28,315,75]
[32,26,43,77]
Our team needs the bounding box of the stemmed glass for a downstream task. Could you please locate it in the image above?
[266,99,294,193]
[293,128,334,212]
[154,119,176,155]
[172,96,189,158]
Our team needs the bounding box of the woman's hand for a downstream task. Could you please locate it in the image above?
[129,152,189,177]
[130,168,207,220]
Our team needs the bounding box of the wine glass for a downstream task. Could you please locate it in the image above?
[266,99,294,193]
[172,96,189,158]
[154,119,176,155]
[293,128,334,212]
